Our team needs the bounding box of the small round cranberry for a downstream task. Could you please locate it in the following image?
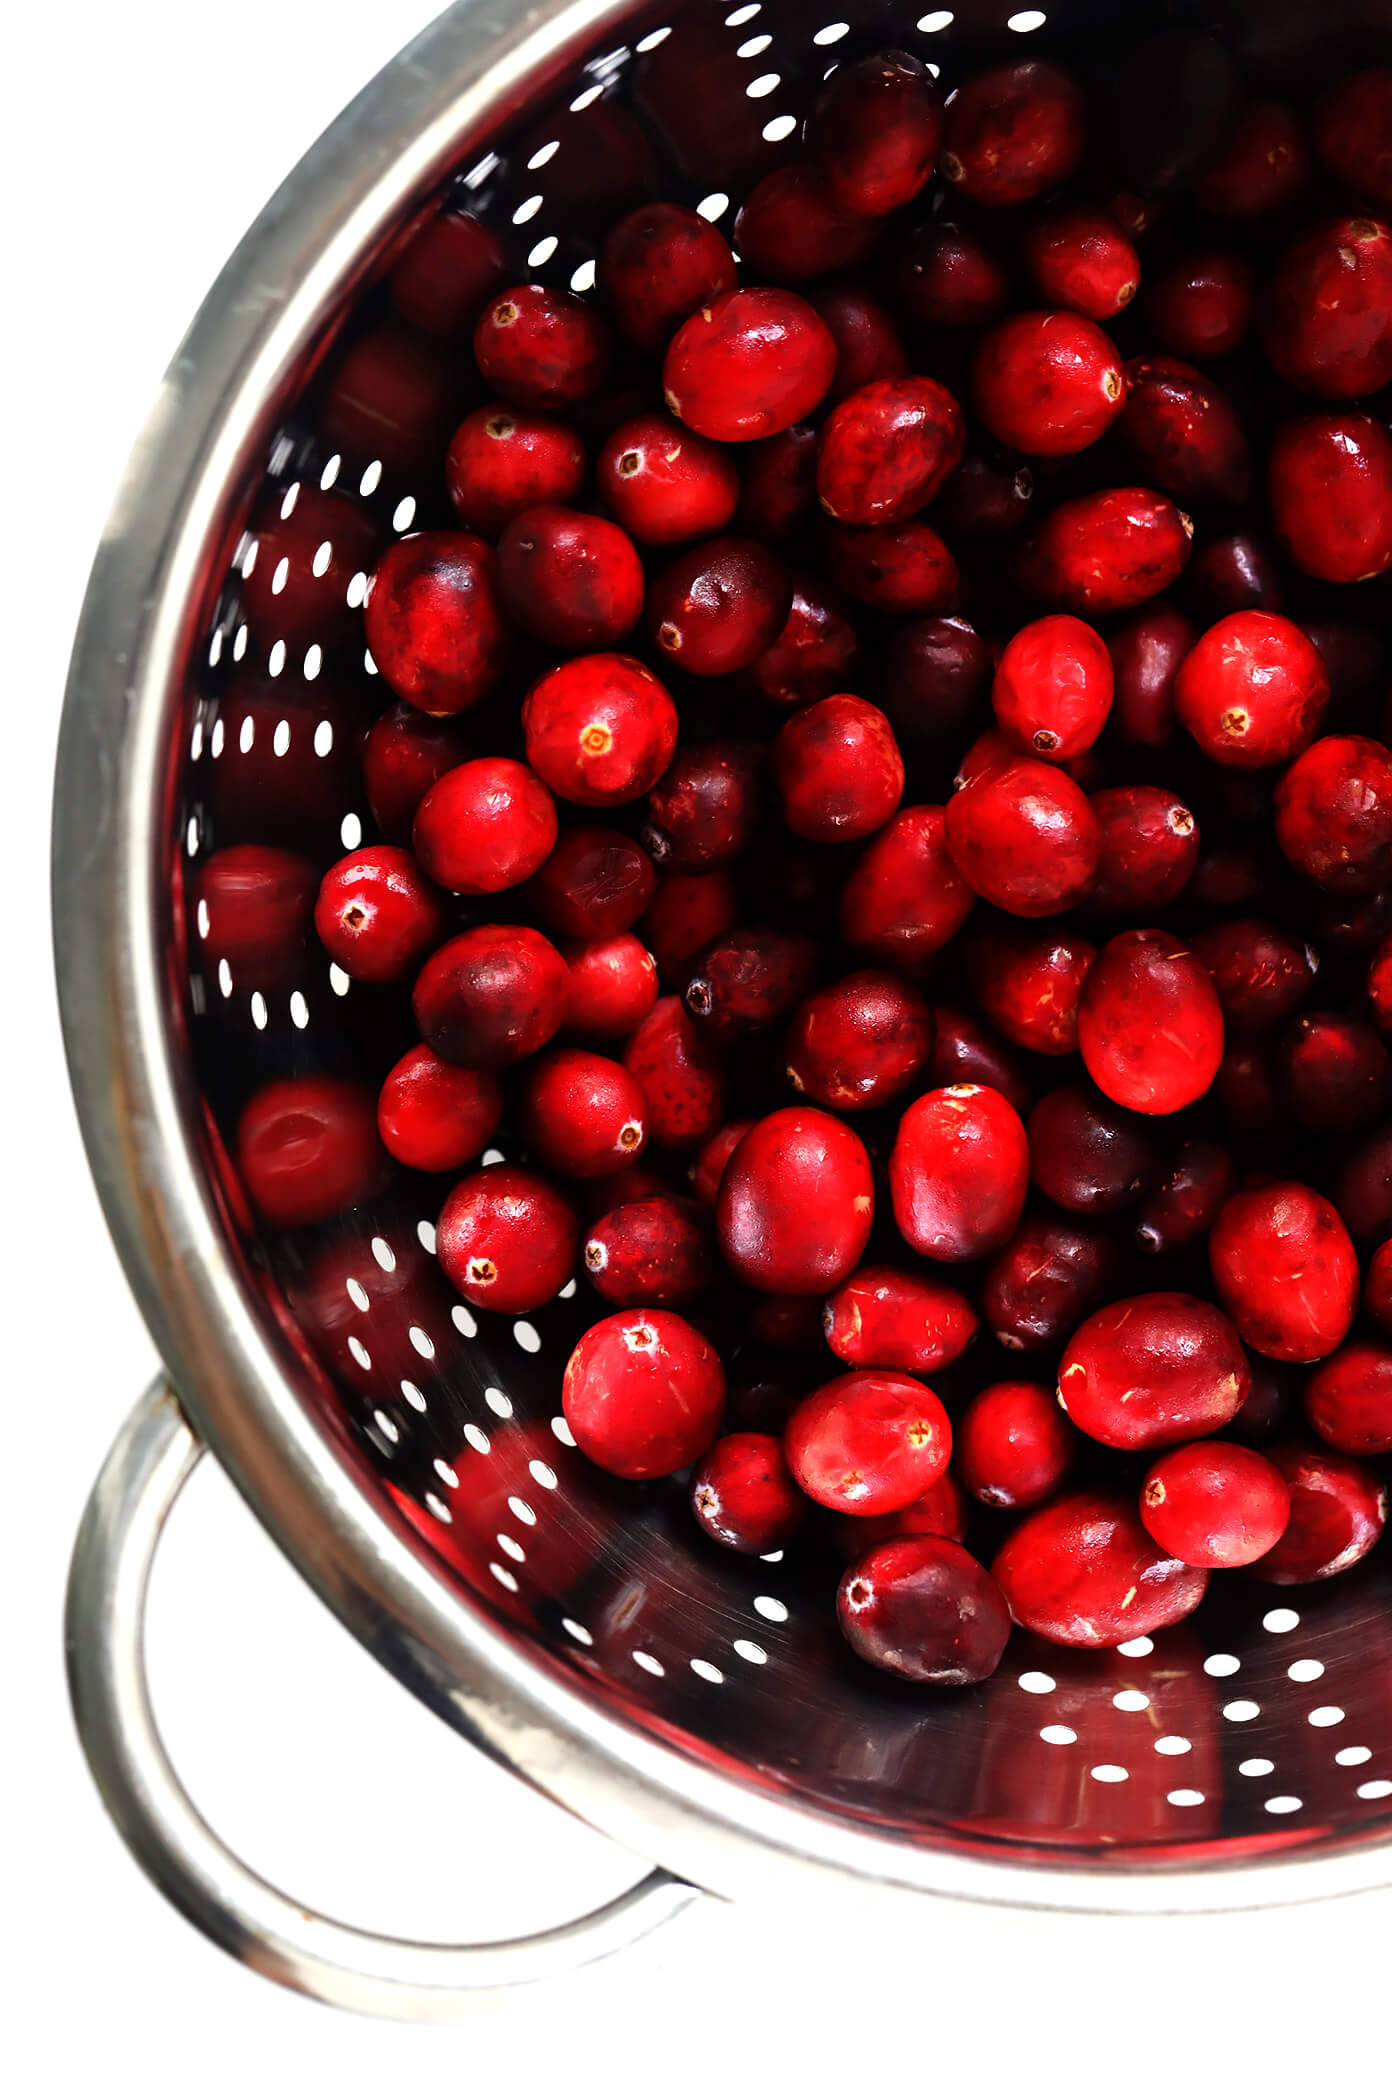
[822,517,959,614]
[1275,736,1392,895]
[1117,356,1251,509]
[411,756,556,896]
[623,996,726,1149]
[785,970,931,1112]
[473,284,610,409]
[639,870,738,985]
[1367,1241,1392,1331]
[1024,208,1139,320]
[584,1195,711,1308]
[957,1380,1076,1510]
[314,845,448,985]
[1261,216,1392,398]
[684,927,816,1043]
[747,581,859,709]
[807,284,908,406]
[376,1045,501,1173]
[929,1006,1033,1119]
[734,424,818,541]
[1017,488,1193,616]
[992,1492,1209,1648]
[664,289,836,442]
[1305,1341,1392,1456]
[445,405,586,536]
[890,1084,1028,1264]
[363,532,509,715]
[193,845,317,991]
[690,1432,807,1555]
[946,754,1099,918]
[690,1120,754,1207]
[1028,1085,1154,1217]
[1140,1443,1289,1568]
[786,1371,950,1515]
[563,1310,724,1480]
[524,827,655,940]
[1106,603,1195,749]
[598,201,737,350]
[388,206,505,337]
[1247,1444,1388,1584]
[1087,786,1198,916]
[1210,1181,1358,1363]
[562,932,658,1040]
[412,923,568,1068]
[1281,1012,1390,1135]
[732,162,880,284]
[502,506,644,664]
[981,1216,1118,1355]
[965,926,1096,1056]
[1197,100,1308,217]
[974,312,1126,458]
[773,695,903,846]
[362,703,473,842]
[807,49,943,217]
[1268,412,1392,584]
[647,537,791,678]
[643,741,763,869]
[823,1265,977,1375]
[522,654,677,808]
[596,413,739,546]
[1315,70,1392,206]
[1134,1140,1236,1255]
[991,614,1113,761]
[838,1537,1010,1685]
[718,1106,873,1295]
[815,376,964,528]
[1191,918,1317,1034]
[893,220,1009,329]
[839,805,975,966]
[1147,250,1253,360]
[236,1077,387,1228]
[519,1047,647,1180]
[1174,611,1328,772]
[437,1162,578,1313]
[1059,1291,1249,1451]
[881,618,991,745]
[1077,930,1224,1115]
[941,60,1086,208]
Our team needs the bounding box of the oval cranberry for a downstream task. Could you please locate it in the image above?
[773,695,904,846]
[823,516,959,615]
[718,1106,873,1295]
[823,1265,977,1375]
[890,1084,1028,1264]
[376,1045,502,1173]
[1198,100,1308,218]
[1140,1443,1290,1568]
[364,532,509,715]
[362,703,474,842]
[1118,356,1251,508]
[839,806,974,966]
[598,201,737,351]
[991,614,1113,761]
[644,741,763,870]
[880,618,991,746]
[412,923,568,1068]
[974,312,1126,458]
[1275,736,1392,895]
[807,49,943,218]
[1261,216,1392,399]
[815,376,964,528]
[596,412,739,546]
[519,1048,647,1180]
[1305,1342,1392,1456]
[981,1217,1118,1355]
[412,756,556,895]
[623,996,725,1150]
[684,927,815,1044]
[1018,487,1193,615]
[965,925,1096,1057]
[946,754,1099,918]
[584,1195,711,1308]
[1248,1444,1387,1584]
[941,60,1086,208]
[497,505,644,652]
[445,405,586,536]
[894,220,1009,329]
[1191,918,1316,1035]
[1024,208,1140,321]
[437,1163,578,1314]
[236,1077,387,1229]
[1175,611,1328,770]
[1059,1291,1249,1451]
[524,826,655,939]
[735,424,818,541]
[785,1371,951,1515]
[785,971,931,1113]
[521,653,677,807]
[1209,1181,1358,1363]
[733,163,881,284]
[563,1310,724,1480]
[1087,786,1198,915]
[561,936,656,1040]
[1028,1085,1154,1216]
[929,1006,1033,1120]
[957,1380,1076,1511]
[664,289,836,442]
[473,284,610,410]
[1134,1140,1236,1255]
[807,283,909,406]
[1077,930,1224,1115]
[1268,412,1392,584]
[992,1492,1208,1649]
[747,581,860,709]
[314,846,449,985]
[838,1537,1010,1685]
[1281,1012,1389,1135]
[647,537,791,678]
[690,1433,807,1553]
[1106,603,1195,749]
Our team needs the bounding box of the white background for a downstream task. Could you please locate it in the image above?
[6,3,1392,2079]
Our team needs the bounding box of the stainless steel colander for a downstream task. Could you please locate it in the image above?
[56,0,1392,2024]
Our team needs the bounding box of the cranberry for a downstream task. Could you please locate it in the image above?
[362,703,473,842]
[647,537,791,677]
[1028,1084,1154,1216]
[748,580,859,708]
[981,1216,1119,1355]
[821,516,959,615]
[236,1077,387,1229]
[1134,1140,1236,1255]
[974,312,1126,459]
[822,1265,976,1374]
[1268,412,1392,584]
[518,1048,648,1180]
[1315,71,1392,209]
[807,284,908,406]
[412,923,568,1068]
[1248,1444,1387,1583]
[772,695,904,847]
[684,927,816,1043]
[1140,1443,1290,1568]
[1087,786,1198,916]
[946,753,1099,918]
[991,614,1113,762]
[691,1432,807,1553]
[838,1537,1010,1685]
[832,1471,971,1557]
[473,284,610,409]
[1366,1241,1392,1331]
[622,995,725,1149]
[596,412,739,546]
[445,405,586,536]
[1024,209,1140,321]
[388,207,505,337]
[497,505,644,652]
[644,741,763,868]
[735,424,818,540]
[1191,918,1316,1035]
[363,532,509,715]
[786,1371,951,1515]
[690,1120,754,1207]
[598,202,737,350]
[1261,216,1392,398]
[807,49,943,217]
[1274,736,1392,895]
[584,1195,711,1307]
[992,1492,1208,1648]
[881,619,991,746]
[966,925,1097,1056]
[562,932,658,1040]
[1210,1181,1358,1363]
[562,1309,724,1479]
[314,845,448,984]
[1077,930,1224,1115]
[664,289,836,441]
[815,376,964,529]
[1059,1291,1248,1451]
[525,827,655,940]
[839,806,974,967]
[640,869,737,985]
[1147,250,1253,360]
[956,1380,1076,1510]
[1172,611,1328,774]
[890,1084,1028,1264]
[193,845,317,991]
[718,1106,873,1295]
[1106,603,1195,749]
[894,221,1009,329]
[1281,1012,1389,1135]
[410,756,556,896]
[1304,1340,1392,1456]
[941,60,1086,209]
[784,970,931,1112]
[929,1006,1033,1119]
[521,654,677,807]
[1117,356,1251,509]
[1196,101,1308,217]
[437,1162,577,1312]
[732,163,881,284]
[376,1044,502,1173]
[1019,487,1193,615]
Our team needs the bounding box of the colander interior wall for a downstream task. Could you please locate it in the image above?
[167,0,1392,1869]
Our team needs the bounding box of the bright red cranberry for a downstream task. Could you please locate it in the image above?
[807,284,909,406]
[236,1077,387,1229]
[890,1084,1028,1264]
[894,220,1009,328]
[991,614,1113,761]
[992,1492,1208,1648]
[772,696,904,847]
[1024,208,1140,320]
[445,405,586,536]
[623,995,726,1149]
[412,922,568,1068]
[410,756,556,896]
[786,1371,950,1515]
[1118,356,1251,508]
[524,827,655,940]
[193,845,317,991]
[1028,1085,1154,1216]
[957,1380,1076,1510]
[823,516,959,615]
[838,1537,1010,1685]
[747,580,859,709]
[1248,1444,1388,1584]
[497,505,644,653]
[946,754,1099,918]
[981,1216,1119,1355]
[473,284,610,409]
[1197,100,1308,216]
[1077,929,1224,1115]
[965,926,1096,1057]
[584,1195,711,1308]
[388,207,505,337]
[376,1044,502,1173]
[519,1047,648,1180]
[596,413,739,546]
[237,484,378,661]
[314,846,448,984]
[691,1432,807,1553]
[598,202,737,350]
[362,703,473,843]
[1106,603,1195,749]
[734,424,819,540]
[664,289,836,441]
[815,376,964,528]
[1209,1181,1358,1363]
[1366,1240,1392,1331]
[1174,611,1328,772]
[1134,1140,1236,1255]
[929,1006,1033,1119]
[1059,1291,1249,1451]
[1304,1341,1392,1455]
[1268,412,1392,584]
[839,805,974,967]
[807,49,942,216]
[822,1265,977,1375]
[1087,786,1198,916]
[974,312,1126,458]
[563,1309,724,1480]
[718,1106,873,1295]
[1191,918,1316,1034]
[639,870,738,985]
[732,162,881,284]
[880,618,991,746]
[1140,1443,1289,1568]
[1315,70,1392,205]
[1281,1012,1390,1135]
[1147,249,1253,359]
[785,970,931,1112]
[644,741,763,869]
[363,532,509,715]
[647,537,791,678]
[437,1162,578,1312]
[1275,735,1392,895]
[1018,487,1193,615]
[562,932,658,1040]
[941,60,1085,208]
[1261,216,1392,398]
[521,654,677,807]
[684,928,816,1043]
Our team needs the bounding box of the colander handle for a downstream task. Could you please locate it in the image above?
[65,1379,702,2018]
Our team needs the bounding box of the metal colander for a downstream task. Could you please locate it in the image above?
[56,0,1392,2023]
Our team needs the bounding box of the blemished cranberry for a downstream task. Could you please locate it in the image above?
[821,515,960,615]
[473,284,610,409]
[785,970,931,1112]
[193,845,317,991]
[956,1380,1076,1511]
[562,1310,725,1480]
[1275,736,1392,895]
[718,1106,873,1295]
[1106,603,1195,749]
[376,1044,502,1173]
[362,703,473,843]
[525,826,655,940]
[1315,70,1392,206]
[1117,356,1251,509]
[314,845,448,985]
[411,756,556,896]
[664,289,836,442]
[735,424,819,541]
[497,505,644,653]
[815,376,964,529]
[236,1077,387,1229]
[747,581,859,708]
[640,870,738,985]
[562,932,658,1040]
[1147,250,1253,360]
[1261,216,1392,398]
[1087,786,1198,915]
[1028,1085,1155,1216]
[521,653,677,807]
[519,1047,647,1180]
[966,926,1097,1056]
[1174,612,1328,771]
[1024,209,1140,321]
[1197,100,1308,217]
[691,1432,807,1553]
[237,484,379,661]
[929,1006,1033,1120]
[363,532,509,715]
[1209,1181,1358,1363]
[598,202,737,350]
[1366,1241,1392,1332]
[684,927,816,1043]
[647,537,791,678]
[772,696,904,846]
[1268,412,1392,584]
[1248,1444,1388,1584]
[839,805,974,967]
[644,741,763,869]
[807,284,909,407]
[1135,1140,1236,1255]
[981,1215,1119,1354]
[1192,919,1316,1035]
[881,619,991,746]
[941,60,1086,208]
[973,312,1126,459]
[823,1265,977,1374]
[946,753,1099,919]
[1281,1012,1390,1135]
[690,1120,754,1207]
[596,413,739,546]
[807,49,943,217]
[412,923,568,1068]
[890,1084,1028,1264]
[584,1195,711,1307]
[445,405,586,536]
[1077,930,1224,1115]
[732,162,881,284]
[1018,487,1194,615]
[893,221,1009,329]
[786,1371,951,1515]
[1140,1443,1290,1568]
[1305,1341,1392,1455]
[992,1492,1209,1648]
[437,1162,578,1312]
[623,995,726,1149]
[1059,1291,1249,1451]
[388,206,505,337]
[991,614,1113,762]
[838,1537,1011,1685]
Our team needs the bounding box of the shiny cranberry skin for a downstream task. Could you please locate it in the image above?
[647,537,791,678]
[718,1106,873,1295]
[562,932,658,1040]
[773,696,904,847]
[1088,786,1198,916]
[1024,208,1139,321]
[1315,70,1392,207]
[823,517,959,615]
[596,413,739,546]
[1134,1140,1236,1255]
[684,927,816,1043]
[1248,1444,1388,1584]
[690,1433,806,1554]
[1059,1291,1249,1451]
[525,827,655,940]
[815,376,964,529]
[1210,1181,1358,1363]
[1018,487,1193,615]
[946,754,1098,919]
[891,1084,1028,1264]
[981,1216,1118,1355]
[193,845,317,991]
[623,996,725,1149]
[807,284,908,406]
[1261,216,1392,398]
[1304,1341,1392,1456]
[748,581,859,709]
[1281,1012,1390,1134]
[410,757,556,896]
[497,506,644,652]
[1140,1443,1289,1569]
[1268,412,1392,584]
[838,1537,1010,1685]
[1275,736,1392,895]
[518,1048,647,1181]
[445,405,586,536]
[564,1309,724,1480]
[785,970,931,1113]
[1197,100,1308,217]
[732,163,880,284]
[236,1077,387,1229]
[1173,611,1328,773]
[640,870,737,985]
[1191,918,1316,1035]
[388,207,505,337]
[413,923,568,1068]
[364,532,508,715]
[522,654,676,808]
[991,614,1113,762]
[807,49,942,217]
[881,618,991,745]
[839,806,975,966]
[1028,1085,1154,1217]
[1118,356,1251,508]
[894,221,1009,328]
[584,1195,711,1308]
[376,1044,502,1173]
[362,703,473,842]
[928,1007,1032,1120]
[1106,604,1195,749]
[786,1371,950,1515]
[664,289,836,441]
[966,926,1096,1057]
[957,1380,1076,1510]
[735,424,819,540]
[823,1265,977,1375]
[473,284,609,409]
[1077,930,1223,1115]
[1147,250,1253,360]
[598,202,737,350]
[992,1492,1208,1648]
[644,741,762,870]
[437,1163,577,1312]
[314,846,447,984]
[974,312,1125,459]
[941,60,1085,209]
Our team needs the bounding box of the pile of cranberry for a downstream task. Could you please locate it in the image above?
[216,41,1392,1690]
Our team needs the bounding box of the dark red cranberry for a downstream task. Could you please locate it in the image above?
[1174,611,1328,771]
[524,826,655,939]
[1248,1444,1387,1583]
[388,207,505,337]
[1210,1181,1358,1363]
[894,221,1009,329]
[1134,1140,1236,1255]
[1028,1085,1154,1216]
[890,1084,1028,1263]
[1019,487,1194,615]
[1024,208,1140,321]
[980,1216,1118,1355]
[823,1265,977,1374]
[838,1537,1010,1685]
[584,1195,711,1308]
[1087,786,1198,915]
[314,845,448,984]
[376,1044,502,1173]
[664,289,836,441]
[946,753,1099,918]
[521,653,677,807]
[647,537,791,677]
[1147,250,1253,360]
[684,927,816,1043]
[1077,930,1224,1115]
[732,162,881,284]
[966,925,1097,1056]
[497,505,644,652]
[773,696,904,846]
[519,1047,647,1180]
[991,614,1113,761]
[364,532,509,715]
[598,201,737,350]
[583,1165,670,1222]
[193,845,317,991]
[319,320,460,484]
[237,484,378,660]
[691,1433,807,1553]
[1191,918,1316,1034]
[639,870,738,985]
[786,1371,951,1514]
[734,424,819,541]
[936,454,1036,544]
[412,922,568,1068]
[718,1106,874,1294]
[1261,216,1392,398]
[1224,1360,1295,1444]
[881,618,991,745]
[1196,101,1308,217]
[643,741,763,869]
[690,1120,754,1207]
[929,1006,1033,1120]
[236,1077,387,1229]
[992,1492,1208,1648]
[445,405,586,536]
[807,49,943,217]
[363,703,473,842]
[622,995,726,1149]
[1117,356,1251,508]
[596,412,739,546]
[974,312,1126,458]
[563,1309,724,1480]
[806,284,908,406]
[822,516,959,614]
[839,806,975,967]
[1106,603,1195,749]
[956,1380,1076,1511]
[437,1162,578,1313]
[1060,1291,1248,1450]
[1275,736,1392,895]
[1280,1012,1390,1135]
[473,284,610,409]
[411,756,556,895]
[562,932,658,1040]
[941,60,1086,209]
[785,970,931,1112]
[1214,1040,1279,1139]
[1305,1341,1392,1456]
[1188,536,1284,626]
[1268,412,1392,584]
[1315,70,1392,206]
[816,376,964,528]
[747,580,859,708]
[1367,1241,1392,1332]
[1140,1443,1290,1568]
